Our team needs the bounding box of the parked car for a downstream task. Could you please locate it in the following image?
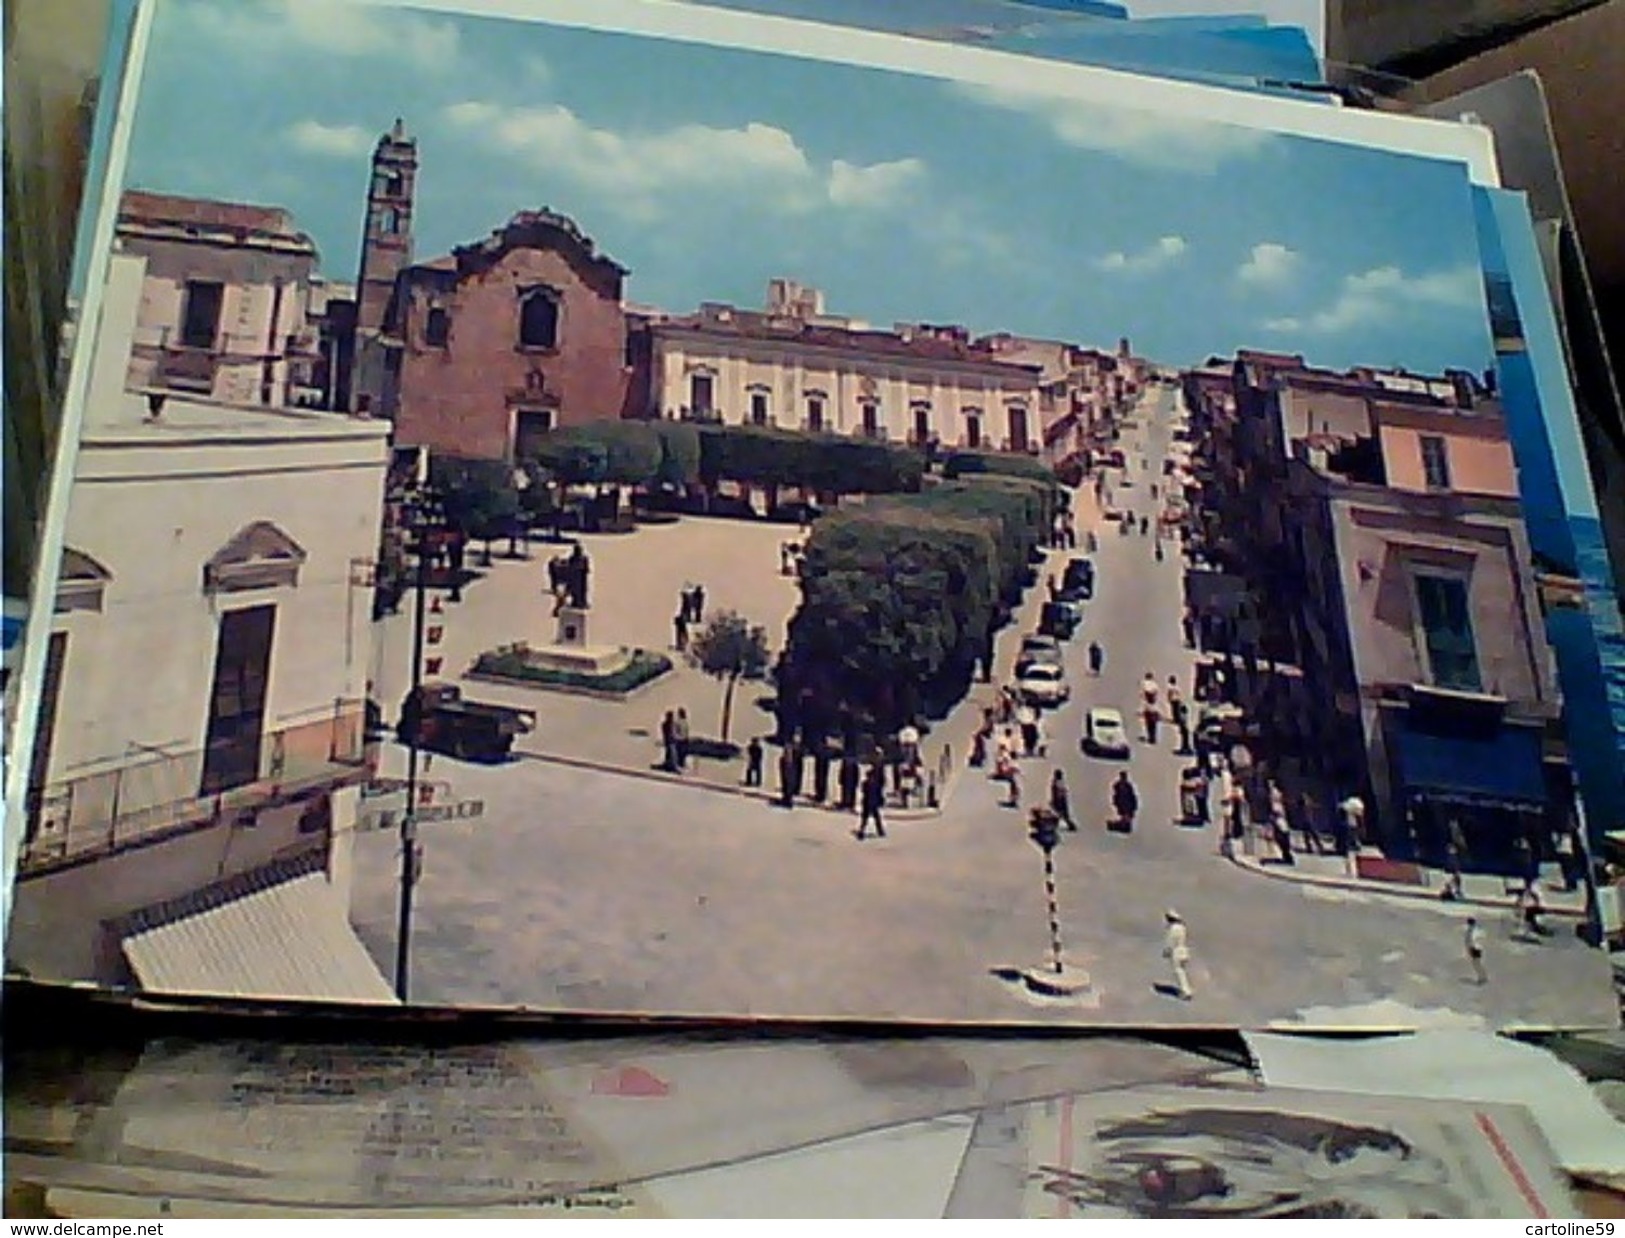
[1083,707,1131,758]
[1017,663,1071,708]
[1040,599,1083,640]
[1107,449,1128,468]
[1019,633,1063,664]
[1061,557,1095,599]
[398,682,536,762]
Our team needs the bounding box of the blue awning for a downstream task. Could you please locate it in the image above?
[1392,722,1549,807]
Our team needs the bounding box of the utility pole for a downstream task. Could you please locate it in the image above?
[394,513,429,1002]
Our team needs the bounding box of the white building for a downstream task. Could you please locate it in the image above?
[648,284,1044,453]
[10,251,395,1002]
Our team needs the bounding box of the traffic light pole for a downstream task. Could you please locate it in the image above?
[1022,806,1091,998]
[1041,846,1065,976]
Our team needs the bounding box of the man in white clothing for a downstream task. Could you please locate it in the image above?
[1163,909,1192,1000]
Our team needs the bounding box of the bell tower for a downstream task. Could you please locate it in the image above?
[355,118,417,336]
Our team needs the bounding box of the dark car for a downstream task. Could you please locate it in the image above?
[1061,557,1095,600]
[398,682,536,762]
[1040,600,1082,640]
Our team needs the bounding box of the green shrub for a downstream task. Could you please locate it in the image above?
[471,647,673,695]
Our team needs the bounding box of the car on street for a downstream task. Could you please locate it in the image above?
[1019,633,1062,665]
[1083,707,1132,758]
[1016,662,1070,708]
[1107,449,1127,468]
[1061,557,1095,599]
[1039,599,1083,641]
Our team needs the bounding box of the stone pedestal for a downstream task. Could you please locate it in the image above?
[555,605,588,646]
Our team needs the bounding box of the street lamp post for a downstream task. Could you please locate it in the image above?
[394,502,433,1002]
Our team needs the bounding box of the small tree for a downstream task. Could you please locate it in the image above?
[690,610,771,742]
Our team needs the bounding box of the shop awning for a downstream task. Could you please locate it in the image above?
[1392,722,1548,808]
[121,866,398,1005]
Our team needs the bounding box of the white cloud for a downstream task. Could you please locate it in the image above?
[1265,264,1482,335]
[442,100,925,220]
[955,81,1273,173]
[1095,234,1187,275]
[1237,242,1299,288]
[286,120,372,158]
[828,157,926,209]
[180,0,461,71]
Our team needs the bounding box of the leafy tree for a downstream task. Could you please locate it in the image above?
[654,420,701,488]
[689,610,772,741]
[429,456,521,555]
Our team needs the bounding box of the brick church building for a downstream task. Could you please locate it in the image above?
[346,121,641,462]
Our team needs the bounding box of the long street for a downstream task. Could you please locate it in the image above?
[348,386,1614,1027]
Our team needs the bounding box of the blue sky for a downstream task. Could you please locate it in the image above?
[119,0,1488,373]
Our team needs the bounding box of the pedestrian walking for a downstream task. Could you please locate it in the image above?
[1338,793,1366,869]
[744,735,764,787]
[1513,834,1536,886]
[1017,704,1040,758]
[1267,779,1294,865]
[1051,769,1076,831]
[1112,770,1139,831]
[838,752,861,811]
[673,708,692,771]
[1465,916,1488,984]
[812,743,832,803]
[660,710,680,773]
[1517,880,1548,938]
[1163,909,1193,1000]
[1181,605,1196,649]
[1299,790,1329,855]
[1172,697,1191,755]
[1440,841,1464,901]
[673,610,689,652]
[1139,515,1150,536]
[1005,760,1023,809]
[692,583,706,621]
[857,762,887,839]
[1088,640,1105,677]
[778,743,797,808]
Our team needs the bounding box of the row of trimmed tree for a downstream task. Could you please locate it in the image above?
[776,469,1062,747]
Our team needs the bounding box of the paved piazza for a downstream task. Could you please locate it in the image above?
[350,389,1617,1028]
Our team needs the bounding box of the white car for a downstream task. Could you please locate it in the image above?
[1016,663,1070,708]
[1083,707,1131,758]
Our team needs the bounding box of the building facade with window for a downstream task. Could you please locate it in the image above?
[647,284,1043,451]
[9,252,394,999]
[117,190,326,408]
[366,209,634,461]
[1258,374,1567,865]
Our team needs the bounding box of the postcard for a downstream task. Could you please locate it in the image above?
[944,1085,1575,1218]
[2,1031,1218,1214]
[5,0,1616,1030]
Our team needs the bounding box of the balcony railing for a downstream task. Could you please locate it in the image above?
[19,704,370,876]
[157,345,219,392]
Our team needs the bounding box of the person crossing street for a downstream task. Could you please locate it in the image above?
[1050,769,1076,832]
[1112,770,1139,832]
[1162,909,1193,1000]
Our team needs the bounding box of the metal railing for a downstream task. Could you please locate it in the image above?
[20,703,370,874]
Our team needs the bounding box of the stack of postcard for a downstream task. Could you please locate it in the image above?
[5,0,1625,1120]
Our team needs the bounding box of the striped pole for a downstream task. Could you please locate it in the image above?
[1044,848,1064,975]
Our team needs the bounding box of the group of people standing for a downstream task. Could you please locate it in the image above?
[1137,671,1193,752]
[756,739,896,840]
[671,582,707,651]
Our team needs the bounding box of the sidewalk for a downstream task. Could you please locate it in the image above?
[1227,844,1589,918]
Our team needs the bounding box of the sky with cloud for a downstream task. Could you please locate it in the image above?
[119,0,1491,372]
